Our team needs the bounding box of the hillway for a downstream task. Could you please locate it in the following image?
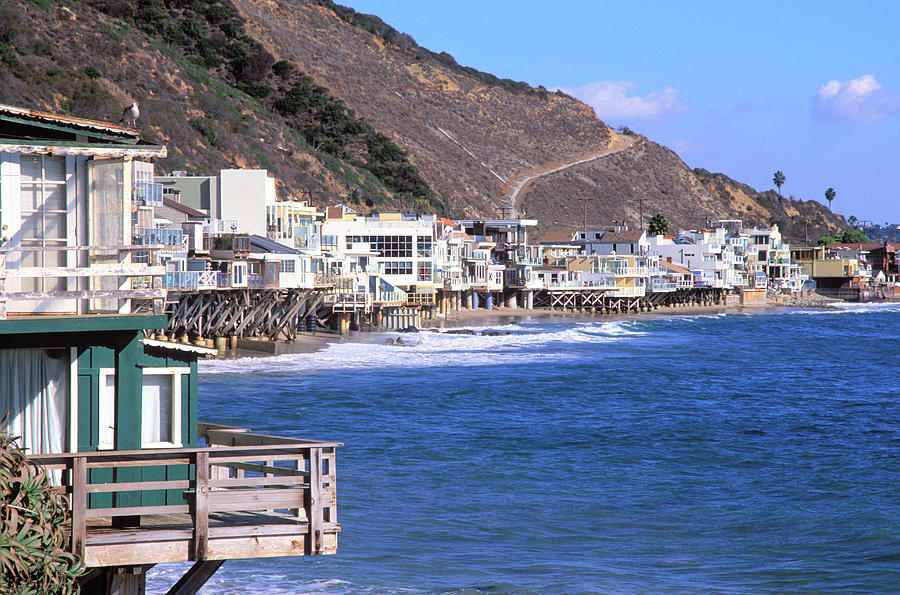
[501,132,636,217]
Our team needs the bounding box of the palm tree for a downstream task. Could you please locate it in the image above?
[825,187,836,210]
[647,213,669,236]
[848,215,857,227]
[772,171,786,196]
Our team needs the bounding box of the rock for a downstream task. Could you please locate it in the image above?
[385,338,395,344]
[481,330,501,336]
[395,337,404,344]
[444,329,476,335]
[397,326,419,333]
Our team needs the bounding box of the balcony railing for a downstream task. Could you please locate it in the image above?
[138,228,185,251]
[0,244,167,318]
[162,271,200,291]
[29,423,340,568]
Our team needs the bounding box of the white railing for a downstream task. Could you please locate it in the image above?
[0,244,167,317]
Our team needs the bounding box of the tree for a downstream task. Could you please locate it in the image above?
[825,187,836,210]
[647,213,669,236]
[772,170,786,196]
[848,215,858,227]
[818,230,872,245]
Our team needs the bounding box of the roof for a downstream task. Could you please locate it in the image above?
[163,197,207,219]
[596,229,645,243]
[539,229,578,244]
[436,217,457,227]
[566,256,595,272]
[659,260,692,275]
[249,234,301,255]
[0,103,140,140]
[0,103,166,158]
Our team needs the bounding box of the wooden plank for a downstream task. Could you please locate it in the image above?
[193,452,210,560]
[306,448,323,555]
[0,264,165,278]
[206,488,305,512]
[208,475,307,488]
[167,560,226,595]
[4,289,167,300]
[72,457,86,559]
[87,528,194,546]
[85,479,191,493]
[208,523,307,539]
[85,505,191,519]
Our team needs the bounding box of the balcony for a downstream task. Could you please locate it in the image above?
[323,291,372,311]
[29,423,340,568]
[0,244,167,318]
[138,228,186,252]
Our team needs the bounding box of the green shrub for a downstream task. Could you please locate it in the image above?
[82,66,101,80]
[0,432,85,593]
[189,118,217,145]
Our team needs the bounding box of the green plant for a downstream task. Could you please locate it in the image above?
[773,170,785,196]
[0,432,85,593]
[825,187,836,210]
[82,66,101,80]
[647,213,669,236]
[189,118,217,145]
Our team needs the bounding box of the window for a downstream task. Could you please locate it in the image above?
[417,262,432,281]
[321,235,338,250]
[141,368,187,448]
[280,259,296,273]
[96,367,187,449]
[20,155,67,292]
[381,261,413,275]
[98,369,116,450]
[417,236,432,257]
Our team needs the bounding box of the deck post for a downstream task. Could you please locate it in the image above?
[166,560,225,595]
[72,455,87,559]
[305,447,323,555]
[191,451,210,560]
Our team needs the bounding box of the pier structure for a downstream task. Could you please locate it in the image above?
[536,287,729,313]
[165,286,326,342]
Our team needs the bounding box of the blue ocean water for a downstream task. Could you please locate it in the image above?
[148,304,900,594]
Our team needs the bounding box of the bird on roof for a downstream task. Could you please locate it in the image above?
[120,102,139,127]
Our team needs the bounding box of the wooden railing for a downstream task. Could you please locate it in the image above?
[29,424,340,567]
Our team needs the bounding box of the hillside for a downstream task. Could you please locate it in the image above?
[0,0,847,242]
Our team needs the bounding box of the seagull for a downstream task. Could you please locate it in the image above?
[120,102,139,126]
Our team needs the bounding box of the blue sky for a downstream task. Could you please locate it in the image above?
[338,0,900,223]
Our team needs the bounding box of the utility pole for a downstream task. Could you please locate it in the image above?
[583,195,587,232]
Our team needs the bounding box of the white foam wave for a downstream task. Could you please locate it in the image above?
[199,320,646,375]
[147,562,357,594]
[788,302,900,316]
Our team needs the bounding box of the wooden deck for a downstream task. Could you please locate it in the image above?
[30,423,340,568]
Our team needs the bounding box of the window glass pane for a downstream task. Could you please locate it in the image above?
[20,183,40,211]
[44,156,65,182]
[99,374,116,448]
[44,184,66,211]
[142,375,172,444]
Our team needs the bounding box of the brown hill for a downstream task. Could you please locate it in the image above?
[0,0,847,243]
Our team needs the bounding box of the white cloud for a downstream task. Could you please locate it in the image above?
[813,74,900,122]
[557,80,689,122]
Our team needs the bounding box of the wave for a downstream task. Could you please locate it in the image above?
[147,563,358,594]
[199,320,647,375]
[788,302,900,316]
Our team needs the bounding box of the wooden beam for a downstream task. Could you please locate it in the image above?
[4,289,166,300]
[306,448,323,555]
[0,265,165,278]
[166,560,226,595]
[71,456,86,559]
[192,452,210,560]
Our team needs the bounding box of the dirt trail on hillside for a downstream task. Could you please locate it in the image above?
[503,133,635,216]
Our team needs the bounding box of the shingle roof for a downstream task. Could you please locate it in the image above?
[597,229,645,243]
[659,260,691,275]
[539,229,578,244]
[249,234,300,254]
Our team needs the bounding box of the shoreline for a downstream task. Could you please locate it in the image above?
[215,299,804,359]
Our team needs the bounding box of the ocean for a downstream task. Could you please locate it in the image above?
[147,304,900,594]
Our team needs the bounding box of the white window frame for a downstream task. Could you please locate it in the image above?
[141,367,189,449]
[95,366,189,449]
[97,368,117,451]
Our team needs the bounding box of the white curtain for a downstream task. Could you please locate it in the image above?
[0,349,68,455]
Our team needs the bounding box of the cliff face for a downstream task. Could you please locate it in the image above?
[0,0,846,242]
